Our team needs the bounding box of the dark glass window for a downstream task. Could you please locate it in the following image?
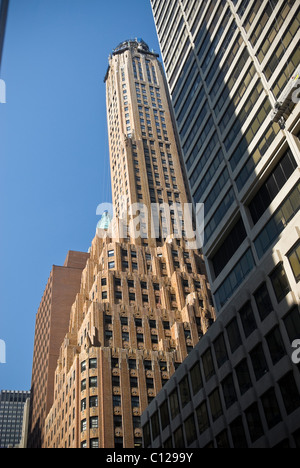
[266,326,286,365]
[288,241,300,283]
[250,344,269,381]
[151,412,160,441]
[185,414,197,446]
[226,318,242,353]
[254,282,273,321]
[169,390,180,420]
[159,401,170,431]
[179,376,191,408]
[222,374,237,409]
[214,334,228,368]
[202,348,215,381]
[270,264,291,303]
[196,401,210,435]
[245,403,264,443]
[174,426,185,449]
[278,372,300,415]
[209,389,223,421]
[261,388,282,429]
[235,359,252,395]
[190,362,203,395]
[284,306,300,342]
[230,417,248,448]
[249,149,297,224]
[239,301,257,338]
[212,218,247,277]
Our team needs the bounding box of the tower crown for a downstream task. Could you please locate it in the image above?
[113,38,150,55]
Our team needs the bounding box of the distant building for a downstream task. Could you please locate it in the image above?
[27,251,89,448]
[0,391,30,448]
[0,0,9,71]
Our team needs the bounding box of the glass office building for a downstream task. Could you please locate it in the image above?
[0,391,30,448]
[143,0,300,448]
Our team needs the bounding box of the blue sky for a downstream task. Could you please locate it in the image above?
[0,0,160,391]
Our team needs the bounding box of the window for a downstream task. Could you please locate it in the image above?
[230,417,248,448]
[90,417,98,429]
[143,422,151,448]
[169,390,180,420]
[108,261,115,269]
[202,348,215,381]
[90,396,98,408]
[196,401,210,435]
[254,282,273,321]
[160,401,170,431]
[239,302,257,338]
[266,326,286,365]
[212,217,247,277]
[261,388,282,429]
[270,264,291,303]
[248,149,297,225]
[254,182,300,259]
[284,307,300,342]
[174,425,185,449]
[250,344,269,381]
[279,372,300,415]
[89,377,98,388]
[89,358,97,369]
[108,250,114,257]
[214,334,228,368]
[245,403,264,443]
[151,412,160,441]
[81,419,87,432]
[81,361,86,373]
[235,359,252,395]
[179,377,191,408]
[185,415,197,446]
[190,362,203,395]
[81,398,86,411]
[288,242,300,283]
[222,374,237,409]
[90,438,99,449]
[81,379,87,392]
[227,318,242,353]
[102,291,108,300]
[209,389,223,422]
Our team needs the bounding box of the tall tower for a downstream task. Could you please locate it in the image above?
[43,39,215,449]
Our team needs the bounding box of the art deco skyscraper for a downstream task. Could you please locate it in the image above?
[43,39,215,449]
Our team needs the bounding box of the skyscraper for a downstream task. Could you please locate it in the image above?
[140,0,300,448]
[0,0,9,70]
[0,391,30,448]
[43,38,214,449]
[28,251,89,448]
[151,0,300,316]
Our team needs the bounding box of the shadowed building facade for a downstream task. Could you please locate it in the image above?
[43,39,215,449]
[140,0,300,448]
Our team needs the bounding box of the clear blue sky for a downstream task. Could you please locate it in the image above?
[0,0,160,391]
